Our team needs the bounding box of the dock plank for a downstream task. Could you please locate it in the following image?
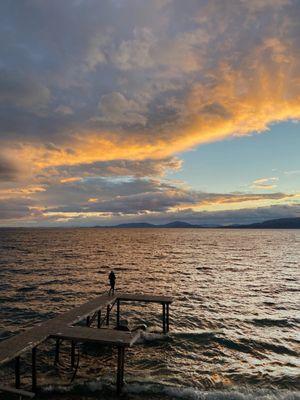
[117,293,173,303]
[53,293,117,325]
[51,326,140,347]
[0,294,117,365]
[0,385,35,398]
[0,292,172,366]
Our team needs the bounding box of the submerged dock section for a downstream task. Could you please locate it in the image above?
[0,292,173,398]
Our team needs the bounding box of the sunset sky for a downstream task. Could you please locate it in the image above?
[0,0,299,226]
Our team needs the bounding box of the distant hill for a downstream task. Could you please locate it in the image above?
[159,221,198,228]
[94,217,300,229]
[229,217,300,229]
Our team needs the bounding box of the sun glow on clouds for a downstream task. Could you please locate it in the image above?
[0,0,300,225]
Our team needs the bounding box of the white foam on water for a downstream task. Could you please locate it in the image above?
[125,382,300,400]
[137,331,166,343]
[41,380,300,400]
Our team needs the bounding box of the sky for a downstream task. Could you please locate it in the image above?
[0,0,299,227]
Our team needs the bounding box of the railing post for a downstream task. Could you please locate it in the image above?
[116,346,125,395]
[15,356,20,389]
[97,310,101,328]
[32,347,37,392]
[116,299,120,327]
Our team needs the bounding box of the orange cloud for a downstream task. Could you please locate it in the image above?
[60,177,82,184]
[8,39,300,172]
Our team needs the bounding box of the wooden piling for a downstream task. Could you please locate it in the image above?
[71,341,75,369]
[116,346,125,395]
[86,316,90,326]
[14,356,20,389]
[31,347,37,392]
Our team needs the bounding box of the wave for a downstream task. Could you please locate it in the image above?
[137,331,167,344]
[126,383,300,400]
[238,338,298,357]
[42,381,300,400]
[17,285,38,292]
[137,329,298,359]
[172,330,218,342]
[250,318,298,328]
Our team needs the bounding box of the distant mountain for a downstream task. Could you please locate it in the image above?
[160,221,197,228]
[229,217,300,229]
[93,217,300,229]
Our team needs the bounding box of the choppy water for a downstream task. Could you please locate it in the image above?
[0,228,299,400]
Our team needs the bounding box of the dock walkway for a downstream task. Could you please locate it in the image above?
[0,292,173,397]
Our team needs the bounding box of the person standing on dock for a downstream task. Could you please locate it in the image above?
[108,270,116,295]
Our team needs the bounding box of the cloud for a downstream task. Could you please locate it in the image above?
[45,157,182,181]
[0,197,39,220]
[0,169,298,225]
[97,92,147,126]
[0,69,50,112]
[252,177,279,189]
[48,188,293,215]
[1,175,295,222]
[284,170,300,176]
[0,1,299,225]
[0,155,20,182]
[55,105,74,115]
[0,0,299,170]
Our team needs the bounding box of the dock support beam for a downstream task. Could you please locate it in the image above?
[116,299,120,328]
[106,305,110,326]
[15,356,20,389]
[31,347,37,392]
[97,310,101,328]
[116,346,125,395]
[71,341,75,369]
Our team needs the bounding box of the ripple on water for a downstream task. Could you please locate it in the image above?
[0,228,299,394]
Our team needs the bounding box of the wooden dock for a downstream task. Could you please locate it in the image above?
[0,292,173,398]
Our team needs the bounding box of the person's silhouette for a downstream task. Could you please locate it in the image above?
[108,270,116,295]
